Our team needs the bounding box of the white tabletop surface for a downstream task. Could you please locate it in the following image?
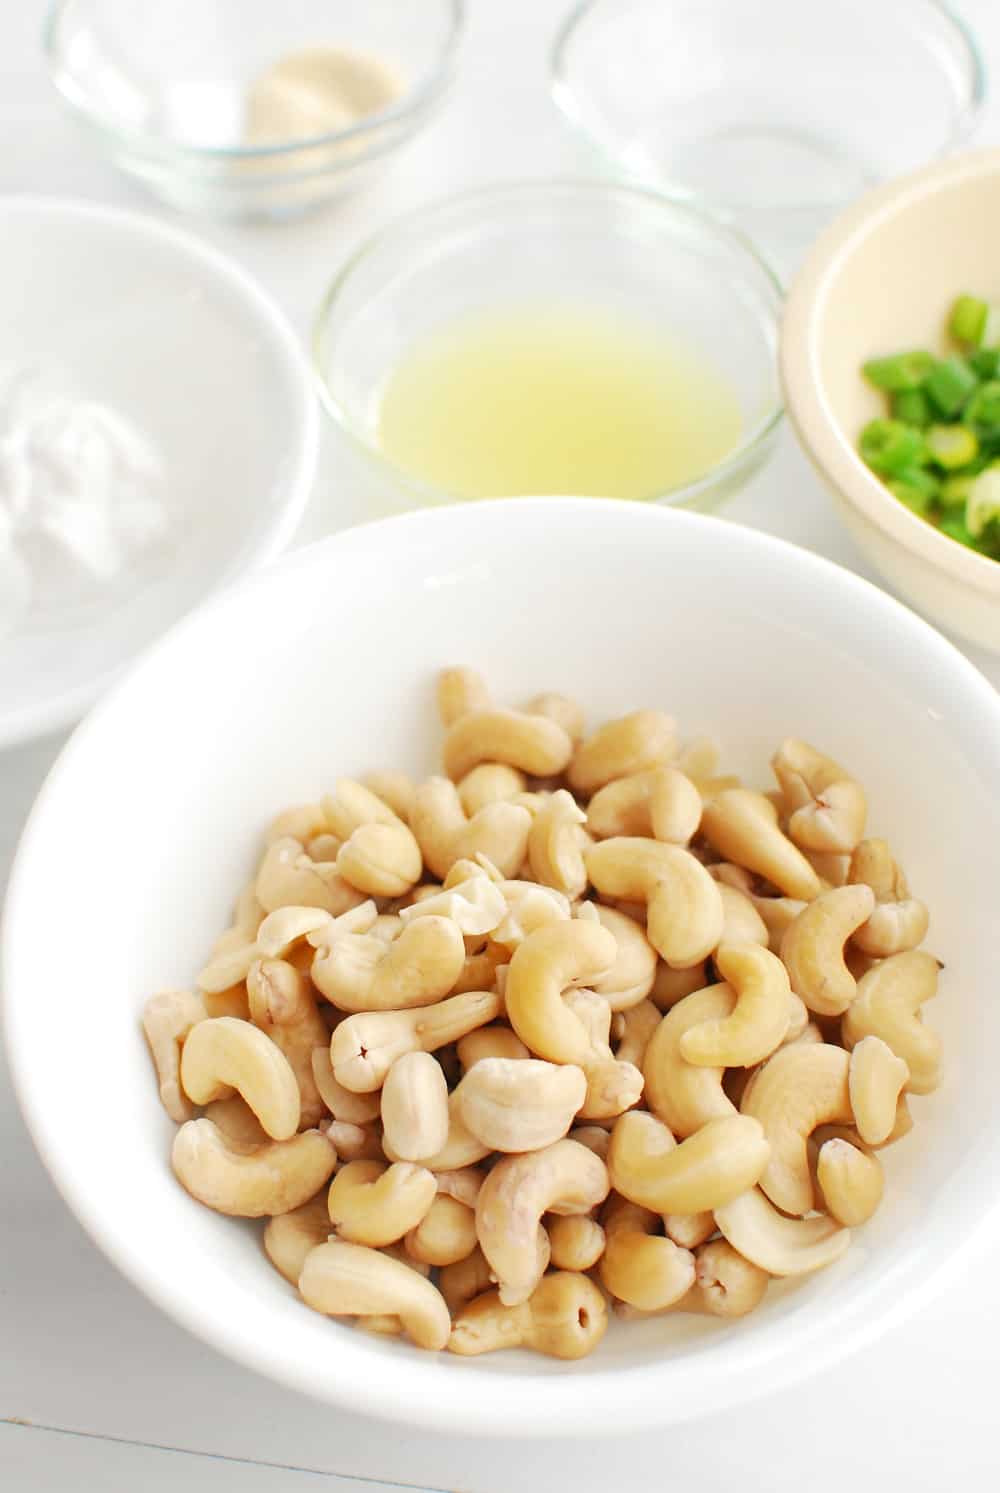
[4,1,1000,1488]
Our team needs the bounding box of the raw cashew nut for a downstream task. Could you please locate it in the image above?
[456,1057,587,1152]
[614,999,661,1069]
[310,1047,380,1124]
[309,913,466,1013]
[850,838,929,956]
[443,709,574,781]
[525,691,585,743]
[448,1272,608,1359]
[599,1194,695,1311]
[701,790,822,902]
[547,1214,606,1271]
[411,777,532,880]
[562,988,644,1121]
[330,989,500,1091]
[717,885,770,948]
[437,666,491,727]
[608,1111,770,1214]
[336,822,423,898]
[180,1016,301,1140]
[586,767,701,846]
[527,789,589,898]
[458,763,528,817]
[748,893,808,954]
[398,869,507,938]
[780,885,876,1016]
[772,738,867,854]
[586,905,658,1011]
[263,1196,331,1284]
[266,804,328,847]
[664,1211,715,1250]
[741,1042,852,1215]
[327,1159,437,1246]
[643,984,737,1136]
[404,1194,478,1266]
[418,1092,492,1171]
[680,943,792,1068]
[203,1094,267,1148]
[715,1187,850,1275]
[456,1024,530,1070]
[326,1120,384,1162]
[247,958,328,1128]
[256,836,365,917]
[171,1119,335,1217]
[380,1051,450,1161]
[490,881,572,951]
[434,1166,486,1209]
[439,1245,494,1315]
[504,920,618,1065]
[475,1139,610,1305]
[568,709,676,794]
[690,1238,769,1318]
[849,1035,910,1145]
[842,951,943,1094]
[568,1125,612,1160]
[815,1137,884,1226]
[142,989,207,1123]
[361,771,416,824]
[585,838,724,969]
[650,961,709,1011]
[300,1240,451,1351]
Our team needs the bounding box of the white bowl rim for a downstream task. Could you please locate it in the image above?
[0,193,319,749]
[7,497,1000,1432]
[780,147,1000,602]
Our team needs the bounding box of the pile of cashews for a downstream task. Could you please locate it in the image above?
[143,668,940,1361]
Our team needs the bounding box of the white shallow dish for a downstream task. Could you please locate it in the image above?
[0,196,317,747]
[5,498,1000,1434]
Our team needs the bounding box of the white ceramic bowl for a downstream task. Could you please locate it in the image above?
[5,499,999,1434]
[781,149,1000,654]
[0,197,317,747]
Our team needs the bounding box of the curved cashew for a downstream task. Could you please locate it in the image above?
[172,1119,335,1217]
[247,959,327,1129]
[547,1214,606,1271]
[336,823,422,898]
[418,1092,492,1171]
[255,836,365,917]
[327,1159,437,1247]
[263,1195,331,1285]
[380,1051,450,1162]
[504,919,618,1065]
[587,905,658,1011]
[476,1139,610,1305]
[715,1187,850,1275]
[568,709,676,794]
[443,709,573,781]
[585,838,724,969]
[404,1194,478,1267]
[437,666,491,727]
[805,849,851,887]
[330,989,500,1092]
[305,833,342,863]
[203,1095,268,1148]
[180,1016,300,1140]
[717,885,769,947]
[614,999,661,1069]
[608,1111,770,1214]
[310,1047,380,1124]
[680,943,792,1068]
[458,763,527,818]
[599,1194,695,1311]
[142,989,207,1123]
[439,1245,494,1315]
[527,789,589,899]
[457,1024,530,1070]
[842,951,942,1094]
[411,777,532,880]
[587,767,700,846]
[815,1137,884,1226]
[434,1166,487,1209]
[849,839,929,956]
[779,884,875,1017]
[310,914,466,1014]
[300,1240,451,1351]
[741,1042,852,1215]
[563,988,644,1121]
[266,803,328,847]
[701,790,821,901]
[663,1210,715,1250]
[525,690,585,743]
[321,778,401,839]
[455,1057,587,1152]
[690,1238,769,1318]
[849,1035,910,1145]
[642,984,737,1136]
[772,738,867,854]
[749,892,808,954]
[650,960,709,1011]
[360,771,416,824]
[448,1271,608,1359]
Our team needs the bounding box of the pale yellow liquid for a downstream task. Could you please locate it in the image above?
[376,304,744,501]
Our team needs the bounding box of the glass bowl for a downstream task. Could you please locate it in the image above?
[44,0,464,219]
[313,180,782,512]
[551,0,985,266]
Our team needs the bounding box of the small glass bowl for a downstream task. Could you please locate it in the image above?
[551,0,985,266]
[313,180,782,513]
[44,0,464,220]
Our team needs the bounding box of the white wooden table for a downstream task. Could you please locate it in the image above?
[3,1,1000,1487]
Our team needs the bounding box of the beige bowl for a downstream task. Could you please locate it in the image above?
[781,148,1000,653]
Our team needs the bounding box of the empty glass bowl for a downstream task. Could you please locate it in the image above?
[44,0,464,219]
[551,0,985,266]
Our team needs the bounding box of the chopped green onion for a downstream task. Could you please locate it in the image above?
[925,423,979,469]
[950,294,989,345]
[962,380,1000,438]
[983,305,1000,348]
[940,513,993,553]
[940,473,975,510]
[862,350,934,392]
[965,465,1000,537]
[891,388,932,428]
[887,470,939,515]
[859,418,927,476]
[969,347,1000,379]
[924,357,979,416]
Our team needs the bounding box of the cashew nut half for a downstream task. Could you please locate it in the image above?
[585,837,724,969]
[172,1119,335,1217]
[842,951,943,1094]
[547,1214,607,1272]
[504,919,618,1065]
[180,1016,301,1140]
[457,763,528,818]
[568,709,676,794]
[443,709,573,782]
[680,943,792,1068]
[599,1194,696,1311]
[404,1194,478,1267]
[780,885,876,1016]
[411,777,532,880]
[643,984,737,1137]
[142,989,207,1123]
[714,1188,850,1276]
[608,1111,770,1214]
[527,789,589,899]
[448,1272,608,1359]
[263,1195,331,1285]
[849,838,929,957]
[300,1240,451,1351]
[247,958,328,1129]
[741,1042,852,1215]
[848,1035,910,1145]
[815,1137,884,1227]
[327,1159,437,1247]
[701,790,821,902]
[380,1051,450,1162]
